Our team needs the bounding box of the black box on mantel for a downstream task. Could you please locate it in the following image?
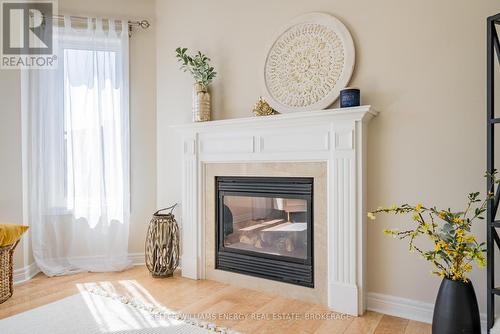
[340,88,360,108]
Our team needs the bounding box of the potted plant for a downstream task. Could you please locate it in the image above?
[367,173,496,334]
[175,47,217,122]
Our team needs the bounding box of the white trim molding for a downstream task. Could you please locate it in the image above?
[367,292,487,333]
[13,252,146,284]
[128,252,146,266]
[173,105,377,316]
[367,292,434,324]
[13,262,40,285]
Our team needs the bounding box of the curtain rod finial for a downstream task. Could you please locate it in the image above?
[139,20,150,29]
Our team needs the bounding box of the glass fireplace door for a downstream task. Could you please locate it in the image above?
[221,195,309,260]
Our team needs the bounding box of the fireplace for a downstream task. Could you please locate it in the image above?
[215,176,314,287]
[175,106,377,314]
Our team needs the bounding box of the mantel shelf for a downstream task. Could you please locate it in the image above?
[171,105,377,131]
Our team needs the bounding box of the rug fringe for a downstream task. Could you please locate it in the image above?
[88,287,241,334]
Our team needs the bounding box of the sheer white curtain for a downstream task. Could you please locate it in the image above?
[24,16,131,276]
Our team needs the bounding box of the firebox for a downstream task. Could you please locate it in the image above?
[215,176,313,287]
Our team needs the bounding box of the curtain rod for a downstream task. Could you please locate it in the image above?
[33,13,151,33]
[52,15,151,29]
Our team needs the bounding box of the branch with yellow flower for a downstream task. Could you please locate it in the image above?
[368,171,499,282]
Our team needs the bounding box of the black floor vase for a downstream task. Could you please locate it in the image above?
[432,278,481,334]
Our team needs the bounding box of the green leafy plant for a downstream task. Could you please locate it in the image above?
[367,172,499,282]
[175,47,217,89]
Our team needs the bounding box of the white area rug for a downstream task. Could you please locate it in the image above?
[0,290,233,334]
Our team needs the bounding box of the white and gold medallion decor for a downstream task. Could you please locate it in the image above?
[263,12,355,113]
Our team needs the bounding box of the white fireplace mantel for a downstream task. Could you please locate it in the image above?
[172,105,378,316]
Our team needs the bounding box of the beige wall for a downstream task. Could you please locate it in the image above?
[156,0,500,313]
[0,0,157,269]
[0,71,26,268]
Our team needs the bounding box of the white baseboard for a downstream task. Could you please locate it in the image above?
[366,292,434,324]
[128,252,145,266]
[366,292,487,333]
[13,262,40,285]
[13,252,145,285]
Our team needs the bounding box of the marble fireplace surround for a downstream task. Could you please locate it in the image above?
[173,105,377,316]
[204,162,328,305]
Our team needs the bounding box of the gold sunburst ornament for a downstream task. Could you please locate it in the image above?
[253,97,280,116]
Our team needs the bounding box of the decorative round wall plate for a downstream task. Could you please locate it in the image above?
[262,12,355,113]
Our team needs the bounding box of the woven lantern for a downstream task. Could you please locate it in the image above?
[145,204,180,277]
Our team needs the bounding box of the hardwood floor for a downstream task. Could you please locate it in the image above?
[0,266,431,334]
